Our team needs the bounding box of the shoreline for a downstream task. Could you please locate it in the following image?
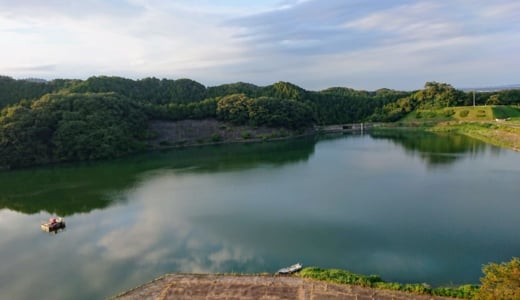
[373,121,520,152]
[3,119,519,171]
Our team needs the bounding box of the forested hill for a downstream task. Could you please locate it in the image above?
[2,75,520,169]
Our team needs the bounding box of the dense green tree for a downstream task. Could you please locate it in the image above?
[0,92,148,169]
[375,82,468,121]
[261,81,307,101]
[69,76,207,104]
[161,78,207,103]
[207,82,262,98]
[495,89,520,105]
[486,95,500,105]
[0,76,50,109]
[248,97,313,129]
[415,82,466,108]
[304,87,409,125]
[216,94,313,128]
[216,94,251,124]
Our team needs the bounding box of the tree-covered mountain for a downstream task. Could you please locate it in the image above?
[2,75,519,169]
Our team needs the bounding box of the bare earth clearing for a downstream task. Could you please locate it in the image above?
[114,274,454,300]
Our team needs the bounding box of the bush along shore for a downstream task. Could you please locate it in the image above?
[299,258,520,299]
[299,267,478,299]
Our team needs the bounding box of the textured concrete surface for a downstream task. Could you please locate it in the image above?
[114,274,453,300]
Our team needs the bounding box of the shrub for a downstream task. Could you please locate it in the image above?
[241,131,251,139]
[444,109,455,117]
[211,133,222,142]
[474,257,520,300]
[299,267,478,299]
[476,110,487,118]
[459,110,469,117]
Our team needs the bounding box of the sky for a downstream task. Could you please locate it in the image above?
[0,0,519,90]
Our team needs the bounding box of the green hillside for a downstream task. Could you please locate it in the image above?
[402,106,493,123]
[401,105,520,123]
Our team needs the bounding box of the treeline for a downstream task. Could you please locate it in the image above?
[144,81,410,125]
[0,76,411,124]
[2,75,520,168]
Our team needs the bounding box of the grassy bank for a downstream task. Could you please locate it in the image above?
[377,105,520,152]
[428,122,520,152]
[299,267,479,299]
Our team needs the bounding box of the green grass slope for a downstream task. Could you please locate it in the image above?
[492,106,520,119]
[402,107,495,123]
[401,105,520,124]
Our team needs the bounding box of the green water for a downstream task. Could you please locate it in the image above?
[1,133,519,299]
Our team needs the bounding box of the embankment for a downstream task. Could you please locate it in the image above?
[148,119,314,149]
[429,122,520,152]
[113,274,455,300]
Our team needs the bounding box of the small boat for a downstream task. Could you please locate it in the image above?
[276,263,303,275]
[41,217,66,232]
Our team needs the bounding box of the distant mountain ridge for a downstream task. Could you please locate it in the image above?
[460,84,520,92]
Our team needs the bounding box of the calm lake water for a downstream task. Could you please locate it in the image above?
[1,132,519,299]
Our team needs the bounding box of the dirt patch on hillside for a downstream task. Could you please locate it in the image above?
[148,119,314,148]
[114,274,454,300]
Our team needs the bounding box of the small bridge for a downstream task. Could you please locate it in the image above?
[317,123,377,133]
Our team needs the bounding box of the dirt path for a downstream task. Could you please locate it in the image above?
[114,274,453,300]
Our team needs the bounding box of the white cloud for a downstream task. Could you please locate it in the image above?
[0,0,248,79]
[0,0,518,89]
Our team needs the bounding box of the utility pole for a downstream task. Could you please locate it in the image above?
[473,90,476,107]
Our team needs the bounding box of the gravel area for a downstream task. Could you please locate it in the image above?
[148,119,312,148]
[114,274,454,300]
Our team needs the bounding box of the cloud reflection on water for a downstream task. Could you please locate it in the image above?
[1,135,520,299]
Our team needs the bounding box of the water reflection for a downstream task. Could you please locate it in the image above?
[370,131,488,166]
[0,138,316,216]
[1,134,519,300]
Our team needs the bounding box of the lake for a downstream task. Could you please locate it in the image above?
[1,132,519,299]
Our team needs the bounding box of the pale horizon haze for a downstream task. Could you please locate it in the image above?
[0,0,519,90]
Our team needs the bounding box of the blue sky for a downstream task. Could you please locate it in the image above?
[0,0,518,90]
